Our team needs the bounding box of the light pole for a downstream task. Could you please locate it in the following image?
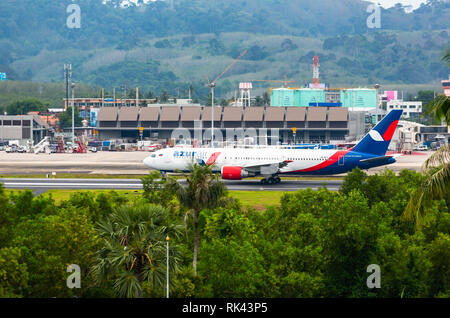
[374,84,381,124]
[207,83,216,148]
[71,82,76,146]
[166,236,170,299]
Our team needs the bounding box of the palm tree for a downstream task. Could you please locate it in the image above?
[91,204,182,298]
[167,163,228,276]
[160,91,169,103]
[403,49,450,228]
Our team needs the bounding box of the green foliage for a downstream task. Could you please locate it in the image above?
[59,190,128,223]
[0,184,13,246]
[0,81,101,110]
[167,163,228,276]
[84,61,177,92]
[0,1,448,99]
[0,247,29,298]
[198,239,271,297]
[92,204,182,298]
[9,190,56,219]
[58,107,83,129]
[5,98,48,115]
[141,171,176,208]
[0,163,449,297]
[11,206,100,297]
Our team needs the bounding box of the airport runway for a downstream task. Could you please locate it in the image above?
[0,178,343,193]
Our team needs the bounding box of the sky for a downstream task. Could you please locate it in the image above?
[368,0,428,10]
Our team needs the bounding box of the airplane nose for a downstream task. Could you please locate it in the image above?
[143,156,152,167]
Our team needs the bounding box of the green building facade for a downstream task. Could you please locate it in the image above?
[270,88,326,107]
[340,89,377,109]
[270,88,377,109]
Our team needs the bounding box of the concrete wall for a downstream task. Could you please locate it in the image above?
[348,111,367,141]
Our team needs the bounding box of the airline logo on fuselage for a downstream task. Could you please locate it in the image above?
[173,150,198,158]
[172,150,218,162]
[206,152,222,166]
[369,120,399,142]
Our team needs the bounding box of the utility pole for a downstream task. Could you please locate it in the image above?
[374,84,381,124]
[64,64,72,110]
[166,236,170,299]
[71,82,76,146]
[136,87,139,107]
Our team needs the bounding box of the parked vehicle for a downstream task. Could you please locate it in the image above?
[16,146,27,153]
[413,145,428,151]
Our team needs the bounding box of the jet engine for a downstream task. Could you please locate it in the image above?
[221,166,248,180]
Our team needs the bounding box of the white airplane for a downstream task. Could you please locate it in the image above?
[144,110,402,184]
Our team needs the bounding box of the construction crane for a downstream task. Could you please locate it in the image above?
[250,75,295,88]
[205,49,247,147]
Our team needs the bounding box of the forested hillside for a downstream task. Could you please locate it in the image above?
[0,0,449,98]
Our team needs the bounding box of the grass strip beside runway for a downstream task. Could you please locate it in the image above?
[6,189,285,211]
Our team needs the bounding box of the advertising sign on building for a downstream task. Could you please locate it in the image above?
[90,108,99,127]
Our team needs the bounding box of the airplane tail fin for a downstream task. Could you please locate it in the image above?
[352,109,402,156]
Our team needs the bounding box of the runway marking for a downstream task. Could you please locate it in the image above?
[4,183,143,187]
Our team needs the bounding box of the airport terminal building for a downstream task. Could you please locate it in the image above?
[0,114,53,144]
[95,106,364,144]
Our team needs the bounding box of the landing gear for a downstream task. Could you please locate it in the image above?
[260,176,281,185]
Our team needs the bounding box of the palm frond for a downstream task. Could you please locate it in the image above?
[423,95,450,125]
[443,49,450,65]
[423,145,450,172]
[403,163,450,228]
[114,271,141,298]
[92,204,182,297]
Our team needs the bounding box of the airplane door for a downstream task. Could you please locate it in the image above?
[164,151,171,163]
[338,155,344,166]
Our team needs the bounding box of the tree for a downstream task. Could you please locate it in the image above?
[167,163,228,276]
[404,147,450,229]
[11,205,100,297]
[92,204,182,298]
[160,91,169,103]
[127,88,143,99]
[220,98,229,107]
[404,49,450,228]
[281,38,298,51]
[0,247,29,297]
[58,106,83,129]
[146,90,155,99]
[205,92,217,107]
[141,170,176,206]
[263,92,270,106]
[6,98,47,115]
[424,49,450,124]
[253,96,262,106]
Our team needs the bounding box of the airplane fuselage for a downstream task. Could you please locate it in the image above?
[143,147,396,177]
[143,109,402,181]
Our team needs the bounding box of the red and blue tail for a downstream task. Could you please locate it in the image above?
[352,110,402,156]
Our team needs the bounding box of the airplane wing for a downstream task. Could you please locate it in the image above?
[360,156,394,164]
[242,160,293,173]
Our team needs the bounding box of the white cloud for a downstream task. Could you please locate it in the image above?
[367,0,428,11]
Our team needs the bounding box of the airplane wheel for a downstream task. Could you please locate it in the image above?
[261,179,268,185]
[275,177,281,184]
